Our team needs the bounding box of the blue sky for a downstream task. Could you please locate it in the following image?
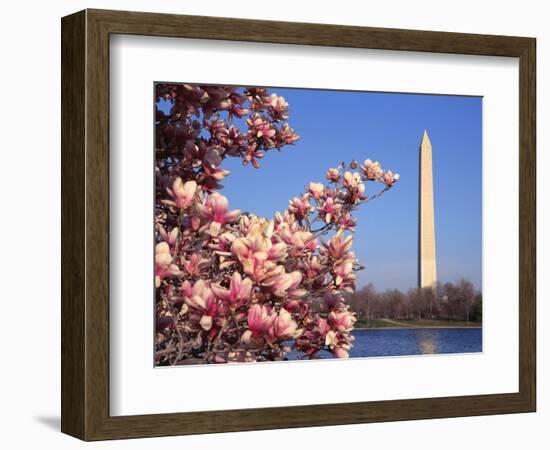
[161,87,482,291]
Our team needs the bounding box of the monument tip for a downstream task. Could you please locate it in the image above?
[421,129,431,146]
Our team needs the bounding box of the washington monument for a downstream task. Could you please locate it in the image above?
[418,130,437,289]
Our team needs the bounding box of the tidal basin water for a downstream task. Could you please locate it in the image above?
[289,328,482,360]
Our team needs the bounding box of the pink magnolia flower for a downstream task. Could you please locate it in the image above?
[206,115,229,142]
[324,232,353,259]
[244,304,276,341]
[204,166,231,181]
[360,159,383,180]
[162,178,197,209]
[288,194,312,221]
[243,142,265,169]
[246,87,270,110]
[172,84,208,116]
[183,141,212,167]
[343,171,362,189]
[158,226,179,246]
[182,253,210,276]
[382,170,400,186]
[324,328,352,358]
[325,167,340,182]
[318,197,341,224]
[278,228,318,256]
[328,310,356,332]
[218,126,245,155]
[181,279,220,331]
[263,270,303,297]
[232,228,286,261]
[230,218,289,281]
[196,193,240,236]
[212,271,253,308]
[333,260,356,291]
[349,183,367,204]
[341,172,367,204]
[231,237,283,282]
[277,123,300,145]
[155,242,183,288]
[247,114,277,147]
[271,309,298,339]
[337,212,356,231]
[317,318,331,336]
[308,182,324,201]
[268,94,289,121]
[325,330,338,348]
[302,256,324,279]
[267,242,288,261]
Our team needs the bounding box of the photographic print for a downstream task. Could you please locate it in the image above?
[154,83,482,366]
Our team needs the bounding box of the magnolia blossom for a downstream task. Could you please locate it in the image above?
[382,170,400,186]
[328,310,356,332]
[333,259,356,288]
[263,271,303,297]
[163,178,197,209]
[212,271,253,308]
[360,159,383,180]
[337,212,356,231]
[230,218,289,281]
[155,242,182,288]
[182,253,210,276]
[181,279,220,331]
[271,309,298,339]
[158,226,179,246]
[325,167,340,182]
[318,197,341,224]
[288,194,312,221]
[308,182,324,200]
[349,183,367,204]
[196,193,240,236]
[343,171,362,189]
[246,304,275,337]
[324,232,354,259]
[243,142,265,169]
[302,256,324,279]
[268,94,289,121]
[277,123,300,145]
[203,165,231,185]
[247,114,277,147]
[231,242,281,282]
[279,228,317,256]
[325,330,338,348]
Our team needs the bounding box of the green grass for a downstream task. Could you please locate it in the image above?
[354,319,399,328]
[355,318,482,329]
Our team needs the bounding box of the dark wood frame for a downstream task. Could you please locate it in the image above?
[61,8,536,441]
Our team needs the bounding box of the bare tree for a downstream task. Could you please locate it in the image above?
[457,278,476,322]
[346,279,481,325]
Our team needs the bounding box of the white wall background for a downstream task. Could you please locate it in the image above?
[0,1,547,448]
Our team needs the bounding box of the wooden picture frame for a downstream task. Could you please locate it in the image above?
[61,8,536,441]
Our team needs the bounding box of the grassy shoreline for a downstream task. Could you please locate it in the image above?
[354,318,482,330]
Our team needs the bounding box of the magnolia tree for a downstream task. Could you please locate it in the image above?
[154,84,399,365]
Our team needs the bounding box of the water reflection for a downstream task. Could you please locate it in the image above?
[416,330,439,354]
[286,328,482,360]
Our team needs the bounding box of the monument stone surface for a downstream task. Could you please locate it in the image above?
[418,130,437,289]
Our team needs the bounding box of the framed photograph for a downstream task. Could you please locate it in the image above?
[61,9,536,441]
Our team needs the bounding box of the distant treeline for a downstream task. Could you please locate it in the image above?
[345,279,482,323]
